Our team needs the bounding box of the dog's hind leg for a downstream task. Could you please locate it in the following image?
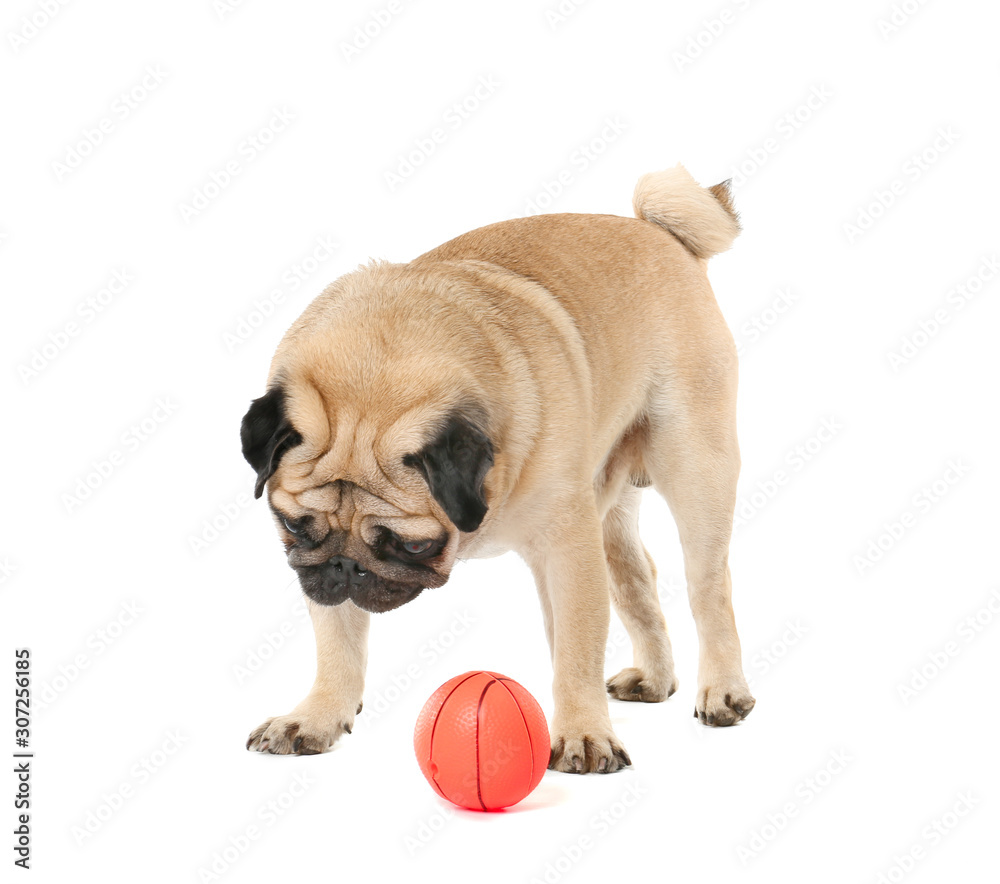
[604,484,679,702]
[644,343,755,726]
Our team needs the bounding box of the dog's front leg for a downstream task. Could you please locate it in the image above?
[526,506,632,774]
[246,599,369,755]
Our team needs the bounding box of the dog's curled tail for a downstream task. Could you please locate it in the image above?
[632,164,740,259]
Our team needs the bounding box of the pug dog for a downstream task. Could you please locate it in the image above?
[242,165,755,772]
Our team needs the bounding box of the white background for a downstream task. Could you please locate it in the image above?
[2,0,998,881]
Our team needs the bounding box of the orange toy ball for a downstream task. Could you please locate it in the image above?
[414,671,550,811]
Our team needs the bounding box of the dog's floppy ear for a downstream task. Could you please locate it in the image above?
[404,411,494,533]
[240,385,303,499]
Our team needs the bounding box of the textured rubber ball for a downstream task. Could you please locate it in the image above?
[413,671,550,811]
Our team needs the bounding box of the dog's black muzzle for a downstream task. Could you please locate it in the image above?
[296,556,424,613]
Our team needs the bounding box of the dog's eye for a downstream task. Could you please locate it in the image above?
[282,518,300,535]
[402,539,433,555]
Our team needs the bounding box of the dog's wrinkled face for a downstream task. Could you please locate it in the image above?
[240,383,493,613]
[270,479,452,613]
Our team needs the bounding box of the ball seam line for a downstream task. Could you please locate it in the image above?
[426,671,483,802]
[475,678,497,812]
[492,678,538,792]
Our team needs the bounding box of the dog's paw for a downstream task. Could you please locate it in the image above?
[246,701,360,755]
[606,666,677,702]
[548,731,632,774]
[693,678,755,727]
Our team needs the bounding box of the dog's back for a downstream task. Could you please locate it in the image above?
[412,166,739,391]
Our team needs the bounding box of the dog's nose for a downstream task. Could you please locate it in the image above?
[325,556,368,587]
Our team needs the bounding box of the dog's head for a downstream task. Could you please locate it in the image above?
[240,380,494,613]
